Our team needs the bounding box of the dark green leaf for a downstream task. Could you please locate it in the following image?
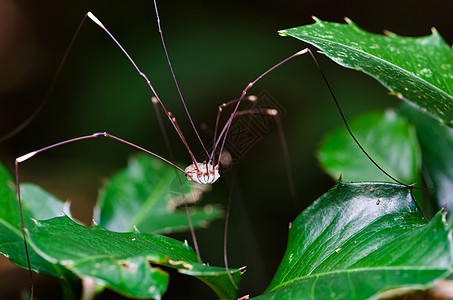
[0,161,241,299]
[96,154,222,234]
[0,164,77,293]
[318,109,421,183]
[280,18,453,125]
[29,216,243,299]
[253,182,452,300]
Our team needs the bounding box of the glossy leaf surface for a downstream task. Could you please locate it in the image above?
[29,216,243,299]
[254,182,452,299]
[280,18,453,125]
[0,160,241,299]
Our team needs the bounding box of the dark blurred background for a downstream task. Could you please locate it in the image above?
[0,0,452,299]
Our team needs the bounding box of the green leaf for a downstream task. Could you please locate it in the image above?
[401,104,453,215]
[253,182,452,300]
[0,164,78,294]
[318,109,421,183]
[20,183,69,220]
[96,154,223,234]
[280,18,453,125]
[29,216,243,299]
[0,159,241,299]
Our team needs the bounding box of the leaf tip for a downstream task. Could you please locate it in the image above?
[278,30,287,37]
[63,201,73,218]
[239,266,247,274]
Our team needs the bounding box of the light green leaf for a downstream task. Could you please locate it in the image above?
[96,154,222,234]
[20,183,68,220]
[318,109,421,184]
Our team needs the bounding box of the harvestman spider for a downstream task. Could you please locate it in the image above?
[12,2,412,299]
[13,7,301,298]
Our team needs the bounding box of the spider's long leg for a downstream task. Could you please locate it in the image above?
[151,97,203,265]
[216,47,411,187]
[152,0,209,158]
[15,131,188,299]
[87,12,200,170]
[215,49,309,163]
[0,14,90,143]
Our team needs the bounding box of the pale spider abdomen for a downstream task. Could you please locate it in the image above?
[185,162,220,184]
